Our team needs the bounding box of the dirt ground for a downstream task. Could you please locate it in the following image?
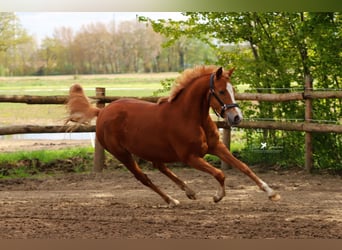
[0,151,341,239]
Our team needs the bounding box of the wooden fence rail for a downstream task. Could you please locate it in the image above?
[218,121,342,133]
[1,90,342,104]
[1,86,341,172]
[1,121,341,136]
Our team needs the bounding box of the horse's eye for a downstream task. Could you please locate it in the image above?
[219,90,225,95]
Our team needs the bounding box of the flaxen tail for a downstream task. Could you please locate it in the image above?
[64,84,100,130]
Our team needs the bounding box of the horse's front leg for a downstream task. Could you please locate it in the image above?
[211,143,281,201]
[186,155,226,203]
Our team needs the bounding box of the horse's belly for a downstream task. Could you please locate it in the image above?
[124,129,180,163]
[130,146,179,163]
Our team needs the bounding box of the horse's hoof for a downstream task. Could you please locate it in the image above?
[213,195,223,203]
[269,193,281,201]
[186,190,197,200]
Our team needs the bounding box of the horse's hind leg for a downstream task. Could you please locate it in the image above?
[113,151,180,207]
[153,162,197,200]
[186,155,226,203]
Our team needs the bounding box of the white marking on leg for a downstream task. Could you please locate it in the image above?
[260,180,281,201]
[260,180,275,196]
[214,182,226,202]
[167,195,180,208]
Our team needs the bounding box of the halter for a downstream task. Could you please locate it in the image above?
[208,73,239,118]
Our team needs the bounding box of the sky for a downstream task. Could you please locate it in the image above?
[16,12,186,44]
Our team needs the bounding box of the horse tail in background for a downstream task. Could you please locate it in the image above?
[64,84,100,128]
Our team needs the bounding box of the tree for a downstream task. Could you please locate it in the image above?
[0,12,33,76]
[52,27,75,74]
[0,13,18,52]
[144,12,342,169]
[38,37,59,75]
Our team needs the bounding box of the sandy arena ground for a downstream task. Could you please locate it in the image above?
[0,140,341,239]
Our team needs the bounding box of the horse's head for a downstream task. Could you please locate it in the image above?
[208,67,243,126]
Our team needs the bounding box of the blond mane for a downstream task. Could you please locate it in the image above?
[158,65,219,104]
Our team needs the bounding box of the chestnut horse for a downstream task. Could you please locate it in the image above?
[66,65,280,206]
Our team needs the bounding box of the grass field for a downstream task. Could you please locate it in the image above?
[0,146,93,164]
[0,73,178,96]
[0,73,179,126]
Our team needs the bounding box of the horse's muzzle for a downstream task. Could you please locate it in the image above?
[226,109,243,126]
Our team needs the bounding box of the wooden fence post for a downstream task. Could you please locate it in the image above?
[221,127,231,170]
[304,75,313,172]
[93,87,105,172]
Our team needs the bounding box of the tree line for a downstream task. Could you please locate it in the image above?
[0,12,216,76]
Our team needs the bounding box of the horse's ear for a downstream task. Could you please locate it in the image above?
[227,67,236,77]
[216,67,223,79]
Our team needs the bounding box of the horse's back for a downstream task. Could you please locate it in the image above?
[98,98,160,123]
[97,98,159,134]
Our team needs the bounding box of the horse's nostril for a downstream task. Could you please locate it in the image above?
[234,115,241,124]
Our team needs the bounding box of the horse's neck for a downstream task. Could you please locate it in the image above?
[174,77,211,122]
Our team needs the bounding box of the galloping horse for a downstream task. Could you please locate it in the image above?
[66,65,280,206]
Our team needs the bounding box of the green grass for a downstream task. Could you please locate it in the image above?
[0,73,178,96]
[0,147,94,179]
[0,103,65,126]
[8,167,32,178]
[0,147,93,164]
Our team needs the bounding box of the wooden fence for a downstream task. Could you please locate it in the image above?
[1,84,341,172]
